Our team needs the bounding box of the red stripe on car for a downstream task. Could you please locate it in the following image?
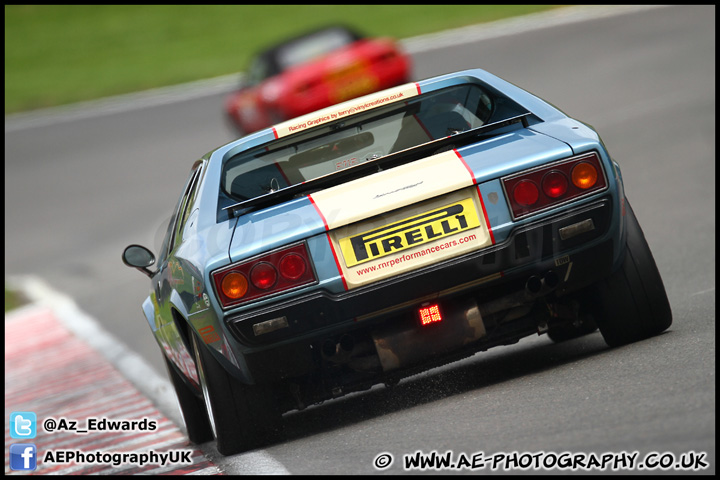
[309,194,348,290]
[455,149,495,245]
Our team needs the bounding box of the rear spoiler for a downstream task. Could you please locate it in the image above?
[225,112,532,218]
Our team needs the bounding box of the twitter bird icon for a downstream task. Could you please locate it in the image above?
[10,412,37,439]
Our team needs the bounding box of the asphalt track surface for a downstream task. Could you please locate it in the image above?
[5,5,715,475]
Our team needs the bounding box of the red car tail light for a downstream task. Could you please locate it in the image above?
[250,263,277,290]
[542,170,569,198]
[279,253,307,280]
[513,180,540,206]
[503,152,607,219]
[213,243,316,309]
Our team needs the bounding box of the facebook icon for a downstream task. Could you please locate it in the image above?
[10,443,37,471]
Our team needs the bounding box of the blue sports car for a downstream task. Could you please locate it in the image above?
[123,68,672,455]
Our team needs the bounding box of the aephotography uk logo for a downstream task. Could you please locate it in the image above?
[10,443,37,471]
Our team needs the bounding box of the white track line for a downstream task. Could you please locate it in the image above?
[6,276,185,430]
[4,5,666,133]
[7,275,291,475]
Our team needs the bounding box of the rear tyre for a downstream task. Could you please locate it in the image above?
[191,332,281,455]
[590,201,672,347]
[163,355,214,445]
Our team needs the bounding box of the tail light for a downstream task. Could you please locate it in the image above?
[542,170,569,198]
[502,152,607,219]
[279,253,307,280]
[212,243,316,309]
[571,162,599,189]
[221,272,248,300]
[513,180,540,206]
[250,263,277,290]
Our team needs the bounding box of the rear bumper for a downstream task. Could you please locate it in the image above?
[228,197,617,384]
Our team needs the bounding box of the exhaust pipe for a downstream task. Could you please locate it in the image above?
[526,275,543,294]
[525,270,560,296]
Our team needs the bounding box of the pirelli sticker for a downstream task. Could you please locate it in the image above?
[329,187,493,289]
[339,198,480,267]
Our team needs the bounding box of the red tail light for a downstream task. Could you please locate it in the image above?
[279,253,307,280]
[503,152,607,219]
[212,243,316,309]
[250,263,277,290]
[542,170,569,198]
[513,180,540,206]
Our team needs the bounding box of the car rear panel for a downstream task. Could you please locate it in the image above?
[214,69,623,388]
[227,129,574,303]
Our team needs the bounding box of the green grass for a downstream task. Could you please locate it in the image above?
[4,5,563,114]
[5,287,26,312]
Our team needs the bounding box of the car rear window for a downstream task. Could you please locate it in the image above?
[221,84,494,202]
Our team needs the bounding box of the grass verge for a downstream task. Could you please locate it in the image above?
[5,287,27,313]
[5,5,563,114]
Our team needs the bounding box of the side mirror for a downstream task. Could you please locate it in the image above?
[122,244,156,278]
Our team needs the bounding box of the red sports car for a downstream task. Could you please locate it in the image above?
[225,26,412,135]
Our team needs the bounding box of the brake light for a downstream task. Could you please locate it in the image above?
[542,170,569,198]
[212,243,316,309]
[513,180,540,206]
[250,263,277,290]
[279,253,307,280]
[502,152,606,219]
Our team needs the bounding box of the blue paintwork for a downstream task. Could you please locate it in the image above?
[136,68,628,384]
[460,130,573,185]
[476,179,513,244]
[229,196,325,263]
